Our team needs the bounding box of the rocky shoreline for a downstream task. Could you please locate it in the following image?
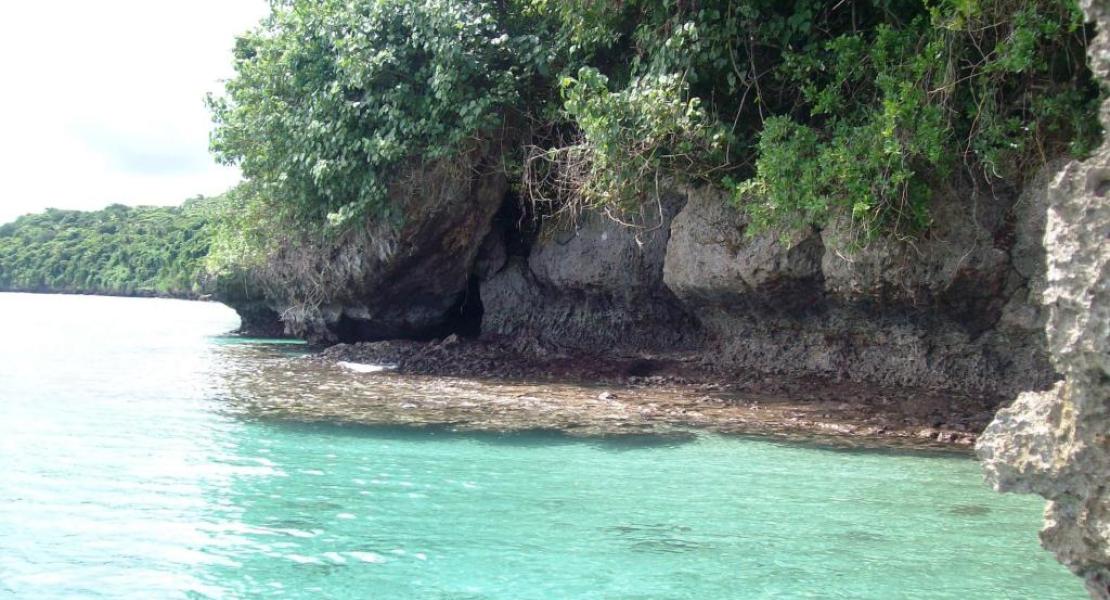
[223,147,1060,401]
[215,114,1063,453]
[239,336,1002,450]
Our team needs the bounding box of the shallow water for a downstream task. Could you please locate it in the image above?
[0,293,1084,598]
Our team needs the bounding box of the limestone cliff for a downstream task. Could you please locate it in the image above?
[474,172,1055,396]
[222,160,1058,397]
[221,144,506,342]
[977,1,1110,597]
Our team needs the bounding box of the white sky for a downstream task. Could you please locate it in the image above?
[0,0,270,224]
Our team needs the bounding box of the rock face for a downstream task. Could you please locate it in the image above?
[662,180,1053,396]
[480,192,702,353]
[213,56,1074,402]
[218,145,506,342]
[978,2,1110,597]
[472,172,1052,395]
[214,271,286,337]
[218,149,1057,396]
[223,150,1057,393]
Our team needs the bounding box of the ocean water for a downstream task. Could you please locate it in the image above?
[0,293,1084,599]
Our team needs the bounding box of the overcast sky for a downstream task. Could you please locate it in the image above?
[0,1,270,224]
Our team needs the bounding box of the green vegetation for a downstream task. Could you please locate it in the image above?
[0,201,214,297]
[730,0,1100,239]
[208,0,528,227]
[6,0,1099,296]
[209,0,1099,250]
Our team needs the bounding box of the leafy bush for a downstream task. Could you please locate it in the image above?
[209,0,1100,245]
[734,0,1099,240]
[208,0,534,226]
[524,66,726,217]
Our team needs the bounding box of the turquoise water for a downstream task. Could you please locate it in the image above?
[0,293,1083,599]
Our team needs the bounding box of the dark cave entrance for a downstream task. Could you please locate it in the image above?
[330,276,484,344]
[494,190,540,259]
[333,314,379,344]
[444,273,484,339]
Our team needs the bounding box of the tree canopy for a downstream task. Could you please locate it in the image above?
[4,0,1098,299]
[209,0,1100,247]
[0,200,214,297]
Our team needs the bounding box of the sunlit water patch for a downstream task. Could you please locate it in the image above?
[0,293,1084,599]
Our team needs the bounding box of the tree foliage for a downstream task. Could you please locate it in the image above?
[539,0,1099,240]
[208,0,535,226]
[0,201,214,296]
[207,0,1100,247]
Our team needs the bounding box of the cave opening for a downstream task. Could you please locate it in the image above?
[493,189,540,259]
[333,314,378,344]
[446,273,484,339]
[331,279,485,344]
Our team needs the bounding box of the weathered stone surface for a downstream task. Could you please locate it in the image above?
[659,183,1052,396]
[220,141,1056,395]
[979,170,1110,596]
[821,183,1011,313]
[480,193,702,353]
[663,185,823,306]
[219,145,507,343]
[979,3,1110,596]
[529,199,680,294]
[213,270,286,337]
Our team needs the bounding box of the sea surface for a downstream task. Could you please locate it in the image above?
[0,293,1085,599]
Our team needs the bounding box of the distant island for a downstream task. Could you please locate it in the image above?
[0,199,214,299]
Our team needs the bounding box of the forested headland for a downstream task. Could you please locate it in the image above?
[206,0,1100,261]
[3,1,1099,303]
[0,200,214,298]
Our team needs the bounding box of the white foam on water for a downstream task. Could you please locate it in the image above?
[347,552,386,564]
[337,362,394,374]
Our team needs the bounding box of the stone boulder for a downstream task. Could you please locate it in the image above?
[663,185,824,308]
[528,198,679,296]
[820,181,1013,334]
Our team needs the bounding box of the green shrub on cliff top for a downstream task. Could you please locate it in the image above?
[208,0,536,226]
[734,0,1099,240]
[541,0,1098,240]
[209,0,1099,245]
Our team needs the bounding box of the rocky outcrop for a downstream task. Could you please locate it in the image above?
[977,2,1110,597]
[218,145,506,342]
[469,170,1055,395]
[479,192,703,354]
[664,186,824,306]
[661,179,1053,396]
[220,151,1056,395]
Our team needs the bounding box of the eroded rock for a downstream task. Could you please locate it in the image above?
[218,144,507,342]
[661,183,1053,396]
[663,185,824,305]
[480,192,702,353]
[978,3,1110,595]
